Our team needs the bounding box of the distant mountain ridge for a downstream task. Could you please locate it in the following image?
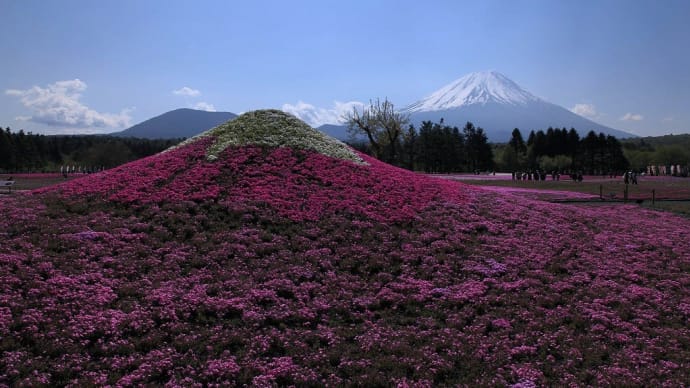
[316,124,352,141]
[112,72,636,142]
[111,108,237,139]
[403,71,635,142]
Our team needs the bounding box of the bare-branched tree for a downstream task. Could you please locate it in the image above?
[344,98,409,163]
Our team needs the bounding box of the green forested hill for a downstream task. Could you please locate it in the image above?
[621,134,690,171]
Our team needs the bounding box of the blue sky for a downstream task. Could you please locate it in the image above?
[1,0,688,136]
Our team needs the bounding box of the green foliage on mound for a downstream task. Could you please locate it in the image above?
[176,109,365,164]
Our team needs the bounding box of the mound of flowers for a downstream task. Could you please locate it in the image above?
[174,109,364,164]
[3,111,690,385]
[39,138,464,223]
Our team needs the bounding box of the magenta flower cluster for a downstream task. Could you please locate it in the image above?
[40,138,468,222]
[2,141,690,385]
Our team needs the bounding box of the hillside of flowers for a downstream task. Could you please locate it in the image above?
[2,111,690,386]
[172,109,364,164]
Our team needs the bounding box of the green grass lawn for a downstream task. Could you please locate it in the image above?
[641,201,690,218]
[0,174,81,193]
[458,176,690,201]
[441,174,690,217]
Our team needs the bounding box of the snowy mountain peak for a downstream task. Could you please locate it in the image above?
[405,71,542,112]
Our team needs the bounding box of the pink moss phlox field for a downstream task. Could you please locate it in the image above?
[39,139,467,222]
[3,138,690,385]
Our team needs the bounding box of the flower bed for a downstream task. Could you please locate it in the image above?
[2,111,690,385]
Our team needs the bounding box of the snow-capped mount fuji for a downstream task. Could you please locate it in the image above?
[404,71,635,142]
[406,71,542,111]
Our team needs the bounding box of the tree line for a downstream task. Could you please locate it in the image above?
[346,99,494,173]
[0,127,181,173]
[496,127,629,175]
[622,134,690,176]
[8,105,684,177]
[346,98,632,175]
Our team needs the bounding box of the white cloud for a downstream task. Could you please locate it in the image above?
[620,112,644,121]
[570,103,597,118]
[173,86,214,112]
[173,86,201,97]
[663,116,674,122]
[282,100,365,127]
[5,79,132,129]
[193,102,216,112]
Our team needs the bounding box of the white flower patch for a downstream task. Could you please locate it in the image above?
[169,109,365,164]
[208,110,365,164]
